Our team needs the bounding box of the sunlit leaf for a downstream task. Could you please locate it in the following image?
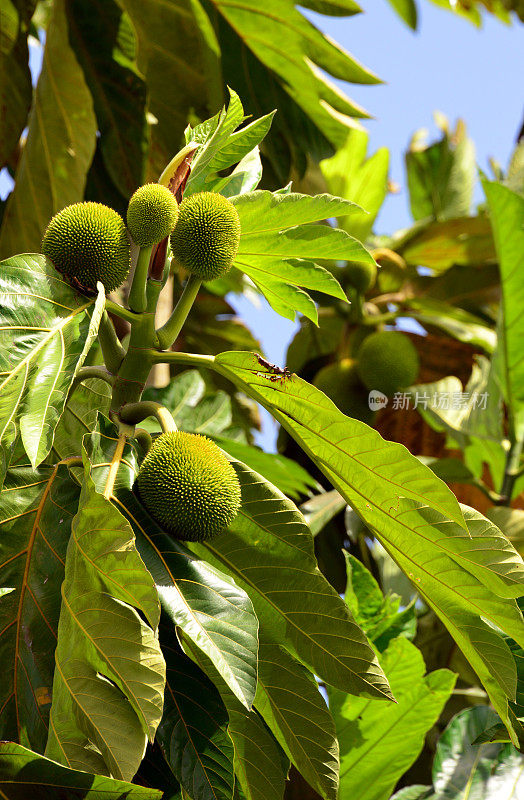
[192,457,393,699]
[0,254,103,472]
[331,637,455,800]
[46,455,165,780]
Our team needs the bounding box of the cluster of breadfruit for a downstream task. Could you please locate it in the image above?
[41,184,241,294]
[313,330,420,422]
[41,184,243,542]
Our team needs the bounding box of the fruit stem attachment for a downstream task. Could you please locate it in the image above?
[68,366,114,402]
[156,274,202,350]
[98,312,125,373]
[119,401,177,433]
[128,246,153,313]
[105,299,140,324]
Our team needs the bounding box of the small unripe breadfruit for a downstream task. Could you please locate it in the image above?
[42,202,130,293]
[127,184,179,247]
[314,359,375,423]
[170,192,241,281]
[356,331,419,397]
[343,260,377,294]
[136,431,241,542]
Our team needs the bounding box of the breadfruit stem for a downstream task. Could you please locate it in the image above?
[99,312,125,373]
[119,401,177,433]
[105,299,140,324]
[134,427,153,454]
[498,437,524,505]
[156,274,202,350]
[128,245,153,313]
[68,366,114,403]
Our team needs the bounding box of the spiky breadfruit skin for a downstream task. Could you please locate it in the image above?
[170,192,241,281]
[42,202,130,293]
[314,359,374,423]
[357,331,419,397]
[343,260,377,294]
[127,184,179,247]
[136,431,241,542]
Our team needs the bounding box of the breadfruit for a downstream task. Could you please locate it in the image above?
[343,260,377,294]
[42,202,130,294]
[314,359,375,423]
[136,431,241,542]
[356,331,419,396]
[127,183,179,247]
[170,192,241,281]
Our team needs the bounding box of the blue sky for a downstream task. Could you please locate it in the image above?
[2,3,522,450]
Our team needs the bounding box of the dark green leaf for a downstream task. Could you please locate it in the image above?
[0,464,79,751]
[386,0,418,28]
[0,1,35,167]
[158,636,235,800]
[0,741,163,799]
[66,0,148,197]
[255,641,339,800]
[0,0,97,256]
[300,490,347,535]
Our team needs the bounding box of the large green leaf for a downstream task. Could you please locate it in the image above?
[125,490,259,710]
[0,0,97,257]
[432,706,524,799]
[406,121,475,222]
[483,179,524,438]
[231,191,372,322]
[0,742,163,799]
[192,457,393,699]
[84,416,259,710]
[320,128,389,241]
[0,254,102,472]
[46,459,165,780]
[193,351,524,740]
[405,298,496,352]
[157,635,236,800]
[330,637,455,800]
[51,377,112,462]
[0,1,35,168]
[255,641,339,800]
[0,464,80,751]
[182,638,289,800]
[66,0,149,197]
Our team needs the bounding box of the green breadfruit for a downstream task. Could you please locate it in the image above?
[136,431,242,542]
[127,183,179,247]
[42,202,130,294]
[170,191,241,281]
[356,331,420,397]
[343,260,377,294]
[314,359,375,423]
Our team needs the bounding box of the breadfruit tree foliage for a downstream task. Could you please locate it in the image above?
[0,94,523,799]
